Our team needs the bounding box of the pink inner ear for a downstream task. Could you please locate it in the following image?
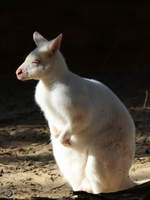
[50,34,62,55]
[51,46,57,54]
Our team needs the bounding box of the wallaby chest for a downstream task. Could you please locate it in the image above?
[35,81,70,126]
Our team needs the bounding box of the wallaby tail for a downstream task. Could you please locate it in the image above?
[134,179,150,185]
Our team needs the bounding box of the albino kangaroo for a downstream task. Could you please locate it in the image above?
[16,32,135,194]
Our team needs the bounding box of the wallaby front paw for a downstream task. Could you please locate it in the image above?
[54,129,61,138]
[58,133,71,146]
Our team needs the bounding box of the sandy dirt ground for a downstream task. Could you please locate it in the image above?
[0,80,150,199]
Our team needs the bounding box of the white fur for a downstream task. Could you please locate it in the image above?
[16,32,136,193]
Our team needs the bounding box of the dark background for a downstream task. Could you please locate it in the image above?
[0,1,150,104]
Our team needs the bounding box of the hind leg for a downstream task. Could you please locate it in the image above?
[85,144,134,194]
[75,178,92,193]
[84,154,105,194]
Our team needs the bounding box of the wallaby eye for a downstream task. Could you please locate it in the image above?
[32,59,40,66]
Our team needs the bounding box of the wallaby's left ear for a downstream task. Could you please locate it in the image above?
[33,31,48,46]
[49,33,63,55]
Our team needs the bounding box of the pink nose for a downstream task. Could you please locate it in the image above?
[16,68,22,76]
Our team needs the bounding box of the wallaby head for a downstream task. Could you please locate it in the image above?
[16,32,63,81]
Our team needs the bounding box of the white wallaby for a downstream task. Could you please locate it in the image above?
[16,32,136,194]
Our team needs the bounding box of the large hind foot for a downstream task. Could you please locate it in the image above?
[74,179,93,193]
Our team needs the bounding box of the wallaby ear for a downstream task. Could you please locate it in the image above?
[33,31,48,46]
[48,33,63,55]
